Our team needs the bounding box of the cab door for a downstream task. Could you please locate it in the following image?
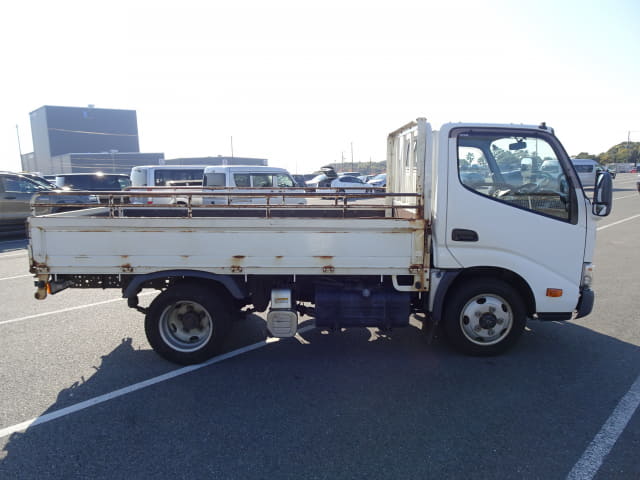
[444,127,587,313]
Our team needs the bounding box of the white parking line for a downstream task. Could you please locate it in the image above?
[0,291,155,327]
[613,194,638,200]
[0,299,124,326]
[597,214,640,231]
[0,274,31,281]
[567,374,640,480]
[0,325,313,439]
[0,252,27,259]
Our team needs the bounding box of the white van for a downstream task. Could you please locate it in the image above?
[130,165,205,204]
[199,165,306,205]
[571,159,602,188]
[130,165,205,187]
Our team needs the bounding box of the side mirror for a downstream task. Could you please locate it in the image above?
[592,171,613,217]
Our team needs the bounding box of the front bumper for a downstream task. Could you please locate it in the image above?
[575,288,595,319]
[537,287,595,321]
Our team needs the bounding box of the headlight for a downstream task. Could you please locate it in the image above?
[581,263,594,288]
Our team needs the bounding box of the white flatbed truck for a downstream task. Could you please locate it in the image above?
[27,118,613,364]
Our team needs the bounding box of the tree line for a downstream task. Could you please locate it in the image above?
[573,141,640,165]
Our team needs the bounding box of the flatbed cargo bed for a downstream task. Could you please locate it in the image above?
[28,192,426,278]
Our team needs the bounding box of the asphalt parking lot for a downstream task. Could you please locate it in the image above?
[0,174,638,479]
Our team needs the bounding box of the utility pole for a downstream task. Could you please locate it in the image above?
[350,142,354,172]
[16,124,23,170]
[231,136,234,157]
[16,124,23,157]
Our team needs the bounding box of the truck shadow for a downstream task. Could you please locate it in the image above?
[1,318,639,479]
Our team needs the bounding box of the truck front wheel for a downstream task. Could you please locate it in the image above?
[145,284,232,365]
[443,278,526,356]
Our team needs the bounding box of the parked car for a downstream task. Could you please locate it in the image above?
[292,174,317,188]
[636,173,640,194]
[195,165,306,205]
[367,173,387,188]
[540,159,561,176]
[603,165,617,179]
[54,173,131,191]
[54,172,131,204]
[129,165,205,205]
[306,171,371,195]
[19,172,58,187]
[130,165,205,188]
[305,173,332,190]
[358,174,376,183]
[1,172,98,235]
[571,159,602,187]
[330,175,371,193]
[305,166,339,191]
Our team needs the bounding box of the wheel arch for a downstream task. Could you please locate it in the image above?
[122,270,248,300]
[433,267,535,322]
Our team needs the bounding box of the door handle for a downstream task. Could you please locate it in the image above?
[4,196,17,200]
[452,229,479,242]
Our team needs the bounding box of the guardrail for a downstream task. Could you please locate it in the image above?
[31,187,422,219]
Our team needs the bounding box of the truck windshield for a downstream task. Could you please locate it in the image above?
[457,132,573,221]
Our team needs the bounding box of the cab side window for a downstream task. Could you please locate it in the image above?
[458,133,572,221]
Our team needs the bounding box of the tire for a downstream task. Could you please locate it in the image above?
[145,284,232,365]
[442,277,526,356]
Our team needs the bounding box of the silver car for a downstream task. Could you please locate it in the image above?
[1,172,98,235]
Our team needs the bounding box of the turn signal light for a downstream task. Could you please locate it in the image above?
[546,288,563,297]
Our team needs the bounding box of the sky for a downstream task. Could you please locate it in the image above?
[1,0,638,175]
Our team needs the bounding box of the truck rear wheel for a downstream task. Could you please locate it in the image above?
[443,278,526,356]
[145,284,232,365]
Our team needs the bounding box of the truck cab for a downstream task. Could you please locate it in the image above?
[388,119,612,354]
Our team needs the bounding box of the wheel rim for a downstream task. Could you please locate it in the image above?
[158,301,213,352]
[459,293,513,346]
